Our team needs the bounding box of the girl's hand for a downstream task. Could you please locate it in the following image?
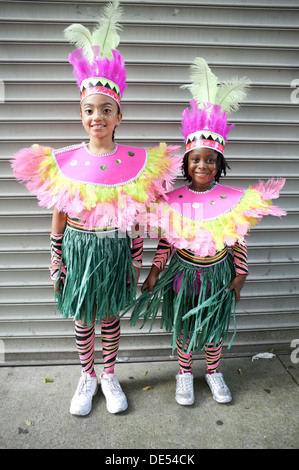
[228,274,247,303]
[141,265,161,294]
[134,266,140,286]
[53,278,64,295]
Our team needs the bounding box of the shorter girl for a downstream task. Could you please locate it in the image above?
[128,58,286,406]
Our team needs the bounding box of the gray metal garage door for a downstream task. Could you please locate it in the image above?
[0,0,298,364]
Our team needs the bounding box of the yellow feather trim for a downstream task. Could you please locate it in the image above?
[35,143,178,208]
[154,187,275,251]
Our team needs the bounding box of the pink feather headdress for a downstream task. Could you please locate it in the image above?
[64,1,126,106]
[181,101,234,156]
[181,58,250,155]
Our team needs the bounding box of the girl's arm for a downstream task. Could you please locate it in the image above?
[131,235,143,286]
[50,209,67,293]
[131,223,145,286]
[141,238,173,294]
[51,208,67,234]
[228,242,249,302]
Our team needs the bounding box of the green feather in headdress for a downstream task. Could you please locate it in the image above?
[64,0,123,61]
[182,58,251,114]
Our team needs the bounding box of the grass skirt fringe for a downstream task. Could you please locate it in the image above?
[56,227,136,326]
[129,253,236,354]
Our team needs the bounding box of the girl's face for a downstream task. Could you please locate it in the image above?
[80,94,122,141]
[188,148,218,188]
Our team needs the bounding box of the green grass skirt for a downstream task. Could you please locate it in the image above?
[128,253,236,353]
[56,227,136,326]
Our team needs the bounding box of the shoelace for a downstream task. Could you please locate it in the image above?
[104,375,122,394]
[209,374,227,390]
[177,374,193,393]
[79,375,95,395]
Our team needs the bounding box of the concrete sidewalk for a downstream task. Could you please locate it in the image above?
[0,355,298,450]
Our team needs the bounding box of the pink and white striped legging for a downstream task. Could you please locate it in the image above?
[74,316,121,376]
[176,332,223,374]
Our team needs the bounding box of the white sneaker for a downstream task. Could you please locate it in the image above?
[70,372,98,416]
[175,372,194,406]
[100,372,128,414]
[205,372,232,403]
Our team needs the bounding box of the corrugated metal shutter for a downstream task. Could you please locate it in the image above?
[1,0,298,364]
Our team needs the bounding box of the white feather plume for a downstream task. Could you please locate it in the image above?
[64,0,123,62]
[181,58,218,106]
[64,24,94,61]
[181,58,250,114]
[216,77,251,114]
[92,0,123,58]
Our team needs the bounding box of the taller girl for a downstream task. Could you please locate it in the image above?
[11,1,181,417]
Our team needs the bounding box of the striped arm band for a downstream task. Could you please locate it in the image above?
[131,236,144,268]
[231,242,249,275]
[50,233,66,281]
[153,238,174,271]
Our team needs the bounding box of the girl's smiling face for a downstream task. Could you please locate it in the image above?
[188,148,218,191]
[80,94,122,141]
